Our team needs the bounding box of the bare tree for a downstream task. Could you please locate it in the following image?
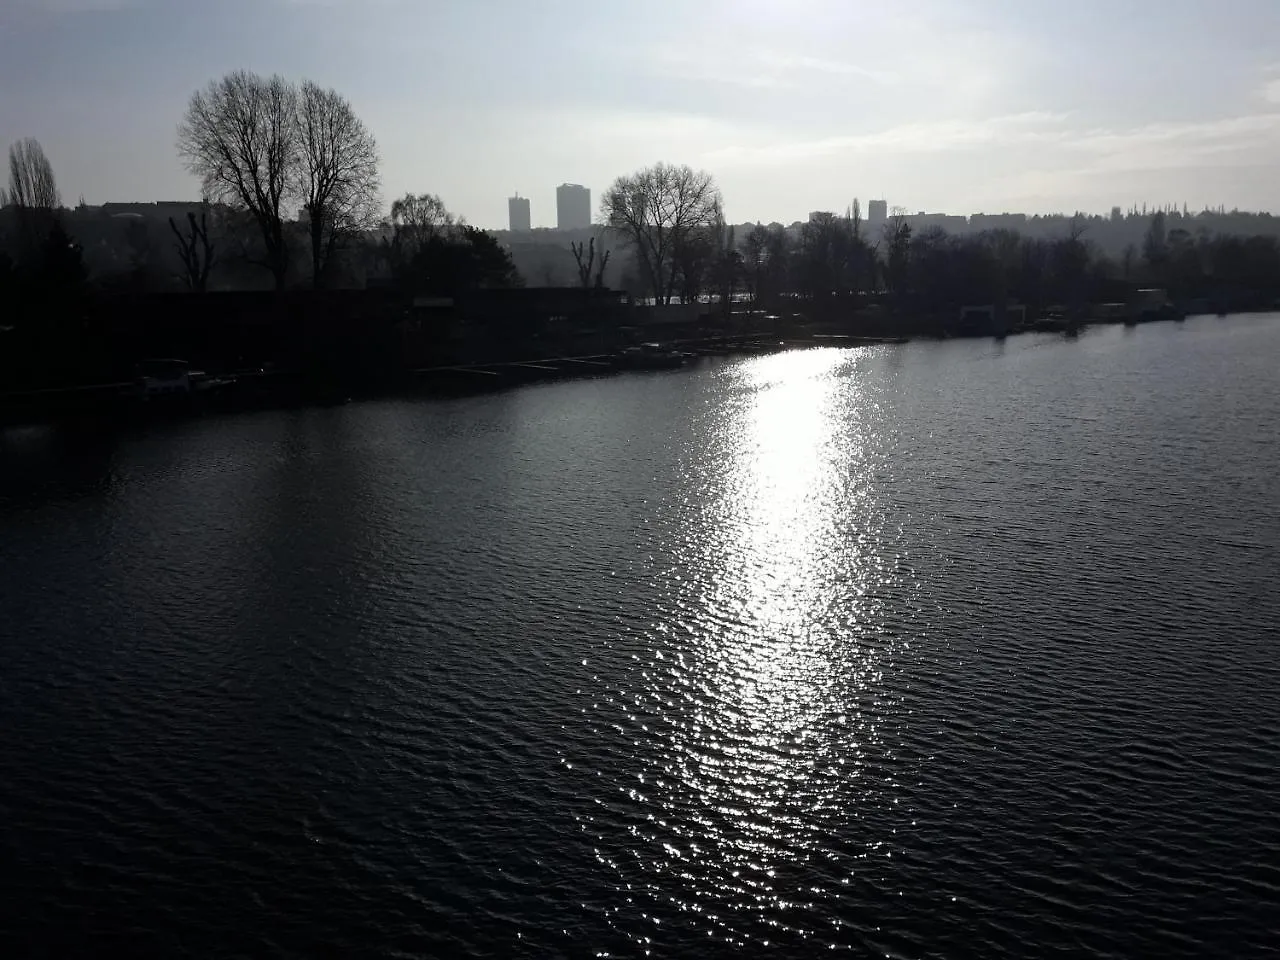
[169,201,218,292]
[600,162,722,305]
[671,219,718,304]
[7,138,60,210]
[296,80,380,288]
[178,70,299,289]
[389,192,454,259]
[570,235,611,289]
[7,138,61,252]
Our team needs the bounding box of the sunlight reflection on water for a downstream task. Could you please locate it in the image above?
[586,348,907,949]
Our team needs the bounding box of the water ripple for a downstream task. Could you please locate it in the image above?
[2,318,1280,956]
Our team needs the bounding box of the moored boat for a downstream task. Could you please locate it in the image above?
[615,342,692,370]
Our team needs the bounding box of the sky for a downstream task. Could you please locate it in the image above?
[3,0,1280,228]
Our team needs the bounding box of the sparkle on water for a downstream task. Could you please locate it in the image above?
[573,347,912,950]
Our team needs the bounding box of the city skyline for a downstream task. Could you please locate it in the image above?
[58,193,1280,238]
[4,0,1280,228]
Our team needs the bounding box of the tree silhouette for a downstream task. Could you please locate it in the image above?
[570,235,611,289]
[388,193,454,261]
[671,223,716,303]
[601,163,722,304]
[383,194,521,295]
[178,71,301,289]
[883,214,912,303]
[6,138,61,253]
[7,138,60,210]
[169,202,218,292]
[793,211,870,300]
[296,81,380,288]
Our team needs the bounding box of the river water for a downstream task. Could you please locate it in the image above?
[2,316,1278,957]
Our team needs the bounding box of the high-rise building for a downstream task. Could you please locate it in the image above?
[556,183,591,231]
[867,199,888,226]
[508,194,531,232]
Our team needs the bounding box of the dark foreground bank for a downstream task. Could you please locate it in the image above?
[2,282,1256,427]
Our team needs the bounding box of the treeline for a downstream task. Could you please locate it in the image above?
[895,206,1280,259]
[375,193,521,295]
[596,163,1280,316]
[175,72,520,295]
[0,70,522,315]
[5,101,1280,326]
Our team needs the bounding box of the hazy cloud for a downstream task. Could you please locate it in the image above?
[4,0,136,12]
[705,112,1071,165]
[1070,113,1280,174]
[636,44,893,94]
[738,49,896,87]
[704,108,1280,171]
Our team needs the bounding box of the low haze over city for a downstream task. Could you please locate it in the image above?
[4,0,1280,225]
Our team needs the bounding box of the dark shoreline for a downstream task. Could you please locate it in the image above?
[7,310,1257,429]
[0,333,910,429]
[0,310,1231,431]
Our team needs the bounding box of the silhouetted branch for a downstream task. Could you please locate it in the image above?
[569,236,614,290]
[178,70,299,289]
[601,163,721,304]
[7,138,61,254]
[389,192,454,267]
[169,201,217,292]
[7,138,60,210]
[297,80,380,288]
[596,246,611,288]
[570,238,590,287]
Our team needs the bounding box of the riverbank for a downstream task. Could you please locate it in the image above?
[0,331,909,427]
[0,297,1249,429]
